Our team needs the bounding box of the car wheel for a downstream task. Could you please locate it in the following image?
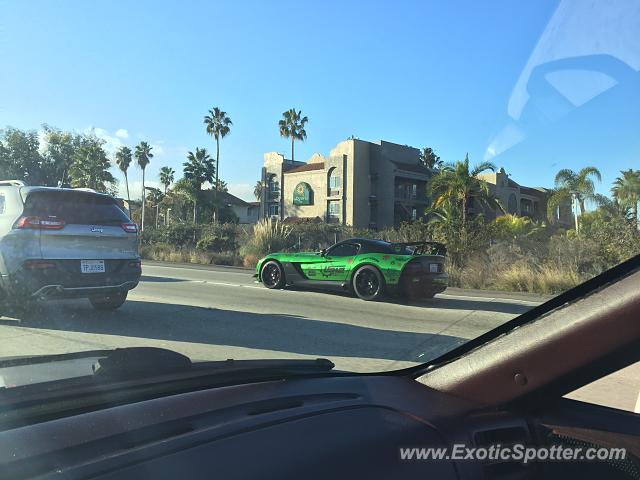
[352,265,385,301]
[261,261,285,289]
[89,291,128,310]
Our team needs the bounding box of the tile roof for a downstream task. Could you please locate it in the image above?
[285,162,325,173]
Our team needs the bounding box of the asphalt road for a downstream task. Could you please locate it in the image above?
[0,262,544,372]
[1,262,638,411]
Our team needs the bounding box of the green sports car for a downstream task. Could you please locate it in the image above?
[255,238,448,301]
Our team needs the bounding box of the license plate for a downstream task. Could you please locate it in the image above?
[81,260,105,274]
[429,263,440,273]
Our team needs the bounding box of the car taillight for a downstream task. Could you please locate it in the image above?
[14,216,65,230]
[128,260,141,268]
[24,260,58,270]
[121,223,138,233]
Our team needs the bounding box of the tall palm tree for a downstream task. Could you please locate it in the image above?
[115,146,133,217]
[612,169,640,228]
[548,167,602,232]
[278,108,308,162]
[134,141,153,231]
[254,180,263,201]
[183,147,215,224]
[159,166,175,194]
[204,107,232,222]
[428,154,501,227]
[419,147,443,170]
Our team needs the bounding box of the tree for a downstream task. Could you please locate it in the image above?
[204,107,232,222]
[0,127,45,185]
[428,154,501,227]
[419,147,443,170]
[41,125,77,186]
[215,179,228,192]
[278,108,308,162]
[115,146,133,216]
[254,180,263,201]
[159,166,175,194]
[612,169,640,228]
[134,141,154,231]
[68,139,116,193]
[549,167,602,232]
[183,147,215,223]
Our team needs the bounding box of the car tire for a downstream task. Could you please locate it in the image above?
[89,291,128,310]
[261,261,286,289]
[352,265,385,301]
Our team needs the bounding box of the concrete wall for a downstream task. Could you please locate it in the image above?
[282,169,327,220]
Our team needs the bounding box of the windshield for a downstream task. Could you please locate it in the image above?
[23,191,131,225]
[0,1,639,385]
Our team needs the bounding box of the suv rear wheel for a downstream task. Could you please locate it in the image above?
[89,291,128,310]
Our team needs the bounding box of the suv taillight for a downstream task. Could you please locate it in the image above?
[121,223,138,233]
[14,216,65,230]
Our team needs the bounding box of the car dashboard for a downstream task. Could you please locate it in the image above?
[0,374,634,480]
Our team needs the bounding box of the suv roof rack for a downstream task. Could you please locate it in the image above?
[0,180,27,187]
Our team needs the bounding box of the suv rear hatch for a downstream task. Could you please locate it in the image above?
[20,190,138,261]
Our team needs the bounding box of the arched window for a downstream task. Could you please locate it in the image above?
[328,167,341,196]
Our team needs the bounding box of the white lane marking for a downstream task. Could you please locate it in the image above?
[634,391,640,414]
[0,376,5,388]
[438,293,541,306]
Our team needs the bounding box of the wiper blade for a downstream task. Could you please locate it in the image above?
[0,347,335,382]
[0,350,113,368]
[92,348,335,381]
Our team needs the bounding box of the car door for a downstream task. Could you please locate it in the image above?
[314,242,360,282]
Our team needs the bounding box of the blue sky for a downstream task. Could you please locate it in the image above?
[2,0,639,201]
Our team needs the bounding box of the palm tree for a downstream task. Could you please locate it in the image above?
[548,167,602,232]
[278,108,308,162]
[204,107,232,222]
[612,169,640,228]
[115,146,133,217]
[254,180,263,201]
[428,154,501,227]
[183,147,215,224]
[159,166,175,194]
[419,147,443,170]
[68,144,116,193]
[134,141,153,231]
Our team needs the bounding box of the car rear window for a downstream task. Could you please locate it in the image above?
[23,191,130,225]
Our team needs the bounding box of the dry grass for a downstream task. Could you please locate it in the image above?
[493,262,582,294]
[140,244,242,267]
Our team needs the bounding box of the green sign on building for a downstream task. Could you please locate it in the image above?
[293,182,313,205]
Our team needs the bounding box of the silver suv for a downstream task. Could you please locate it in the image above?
[0,181,141,310]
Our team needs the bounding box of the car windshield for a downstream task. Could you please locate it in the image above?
[0,1,639,385]
[23,191,130,225]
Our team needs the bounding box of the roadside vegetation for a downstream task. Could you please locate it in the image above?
[2,113,639,294]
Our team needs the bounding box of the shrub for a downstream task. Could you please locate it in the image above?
[240,219,292,258]
[197,223,238,252]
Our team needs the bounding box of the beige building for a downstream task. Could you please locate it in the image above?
[259,139,433,229]
[476,168,572,225]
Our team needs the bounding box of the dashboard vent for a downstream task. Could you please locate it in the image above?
[474,426,528,446]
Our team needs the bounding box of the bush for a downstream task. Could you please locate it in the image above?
[196,223,238,252]
[240,219,292,258]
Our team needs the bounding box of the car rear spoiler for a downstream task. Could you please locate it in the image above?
[393,241,447,256]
